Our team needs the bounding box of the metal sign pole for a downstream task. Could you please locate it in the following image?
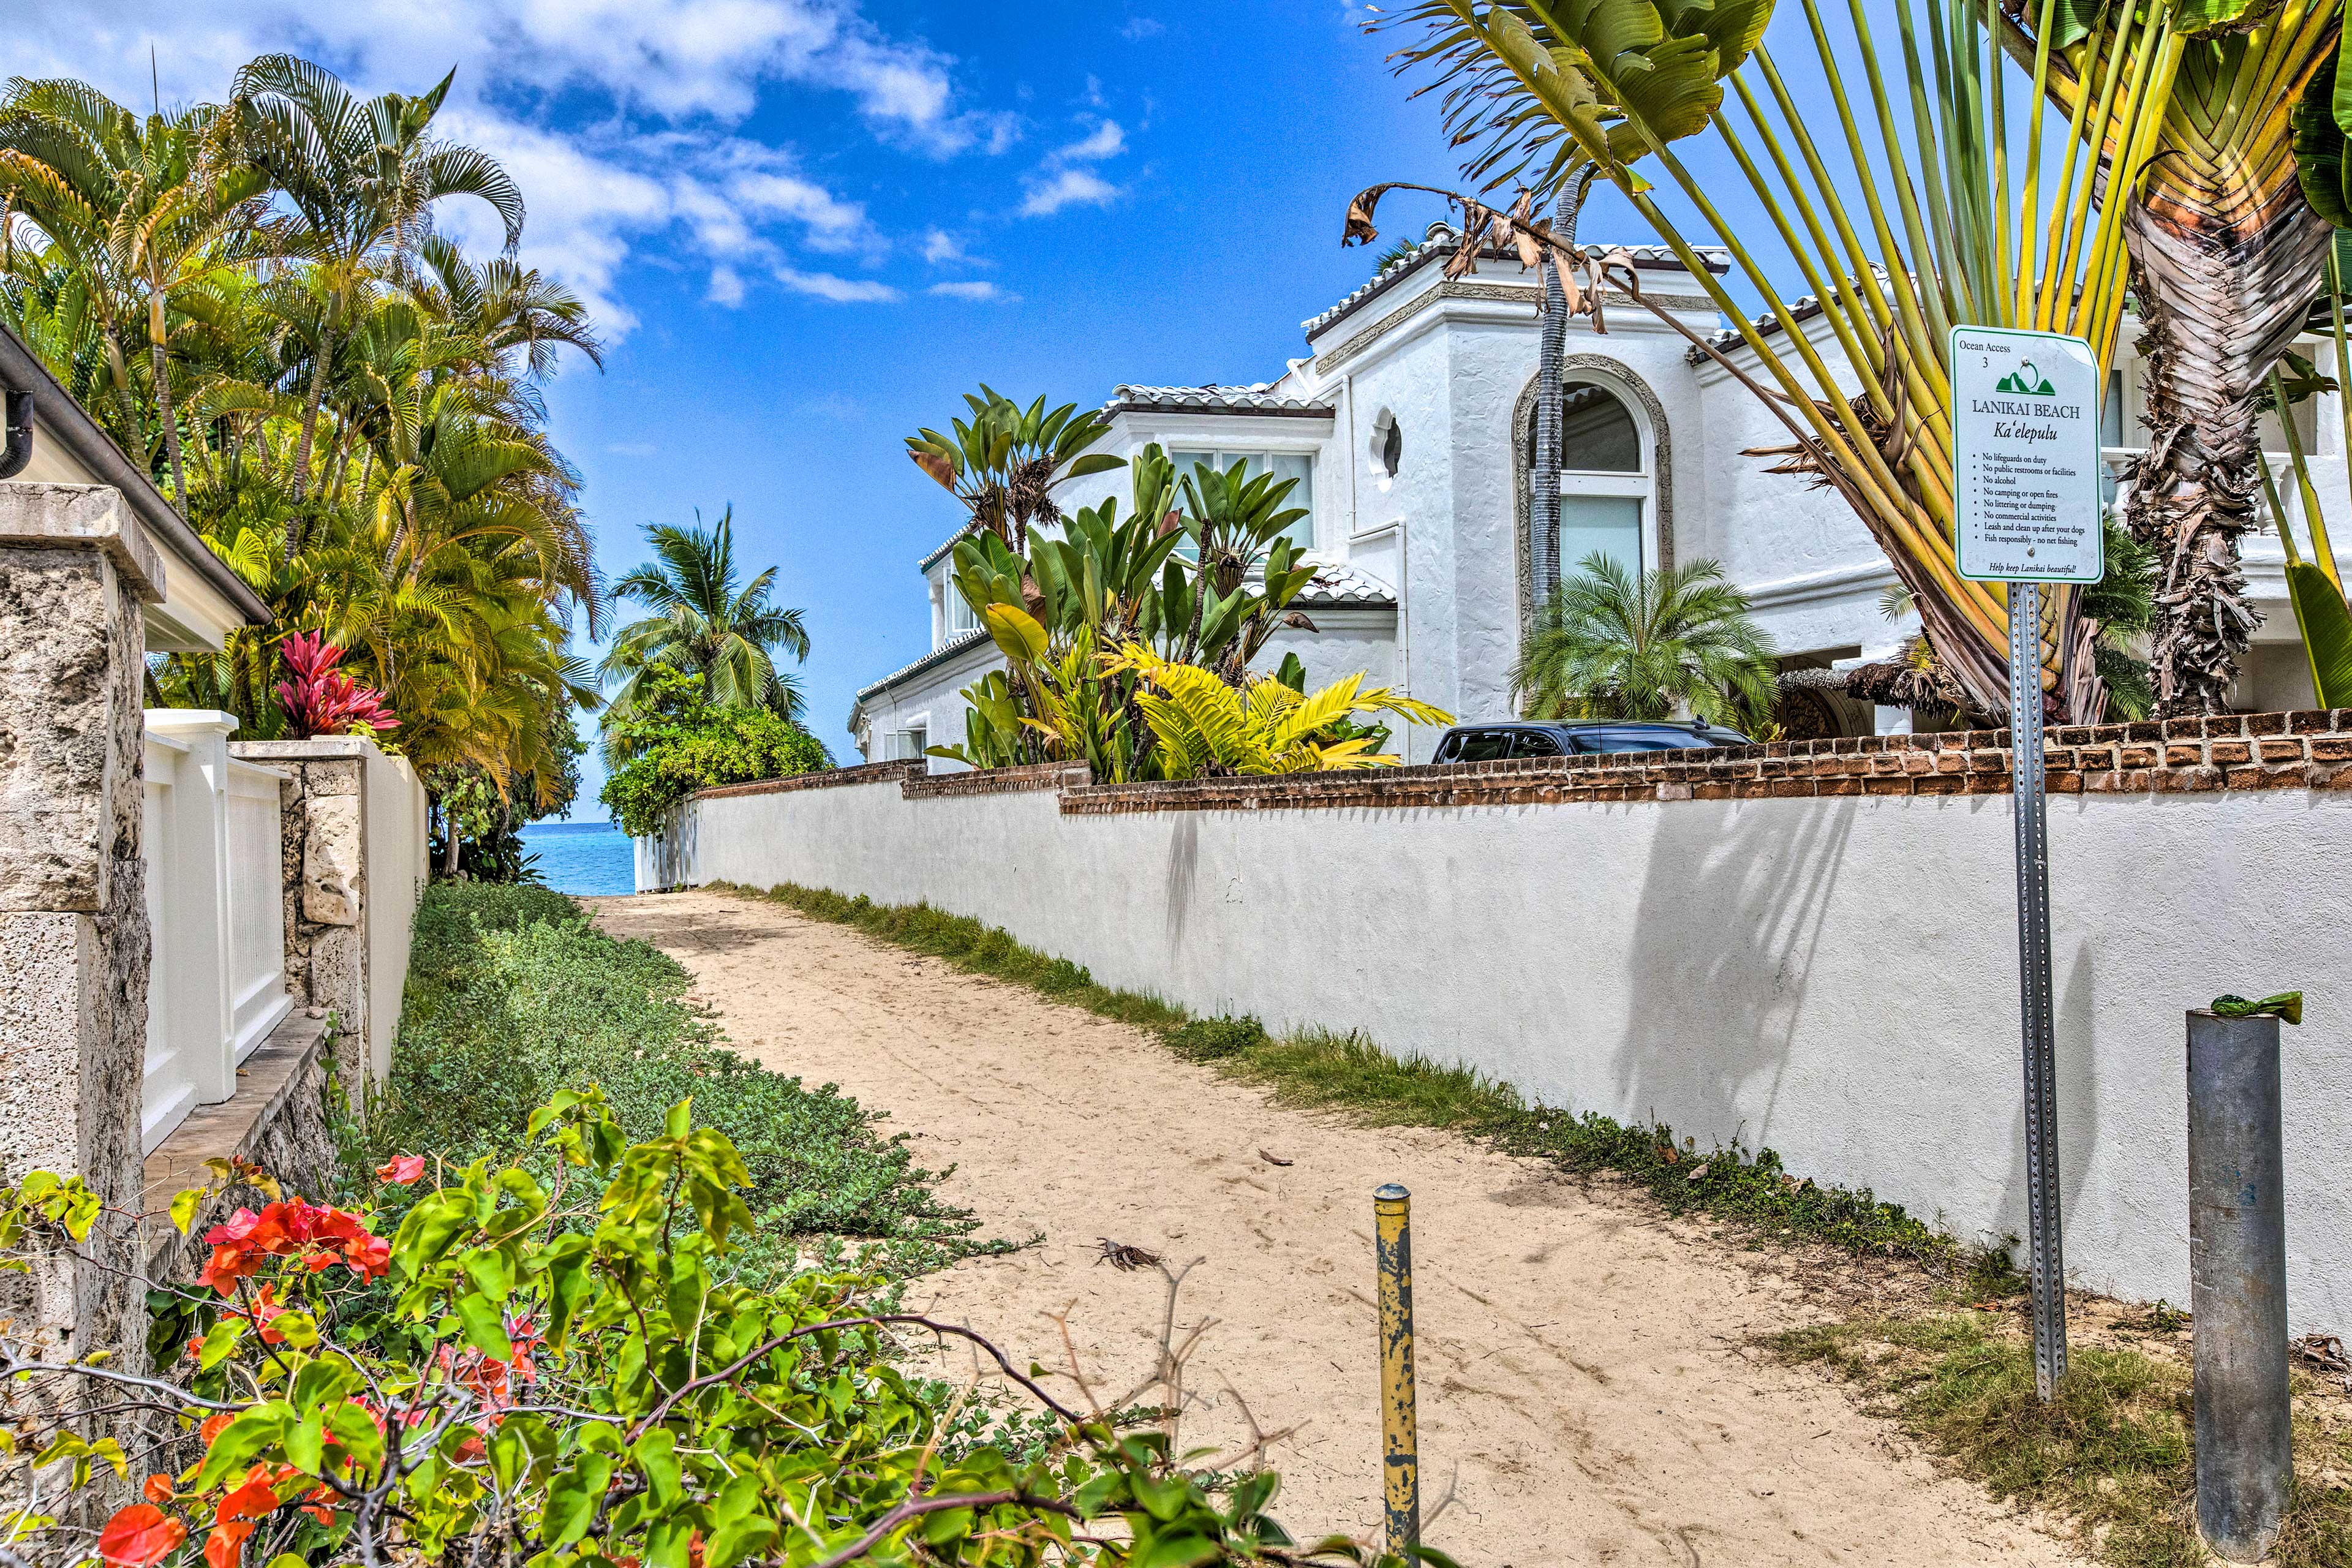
[2009,579,2068,1399]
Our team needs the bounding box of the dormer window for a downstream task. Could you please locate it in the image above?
[946,587,983,638]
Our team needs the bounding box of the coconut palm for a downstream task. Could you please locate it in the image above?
[600,508,812,753]
[227,54,524,519]
[1512,555,1777,728]
[1371,0,2321,722]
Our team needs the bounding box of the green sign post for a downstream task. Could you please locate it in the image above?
[1952,323,2103,1401]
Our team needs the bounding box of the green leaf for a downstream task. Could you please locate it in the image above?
[283,1408,326,1475]
[453,1291,514,1360]
[2286,560,2352,707]
[197,1315,248,1370]
[631,1428,682,1507]
[982,601,1050,663]
[541,1452,614,1547]
[194,1406,288,1488]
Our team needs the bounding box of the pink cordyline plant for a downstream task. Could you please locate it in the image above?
[273,631,397,739]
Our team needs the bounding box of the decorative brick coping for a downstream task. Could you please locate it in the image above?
[903,760,1093,799]
[693,759,924,801]
[1060,710,2352,815]
[688,756,1086,805]
[686,712,2352,817]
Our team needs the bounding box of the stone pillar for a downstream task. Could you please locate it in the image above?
[0,483,162,1370]
[227,739,374,1099]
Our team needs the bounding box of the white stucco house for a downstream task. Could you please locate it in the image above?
[850,222,2340,766]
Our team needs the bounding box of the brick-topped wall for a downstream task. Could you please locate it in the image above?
[694,759,922,801]
[647,709,2352,1330]
[903,760,1091,799]
[690,711,2352,817]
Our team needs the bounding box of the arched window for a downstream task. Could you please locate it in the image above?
[1548,379,1649,582]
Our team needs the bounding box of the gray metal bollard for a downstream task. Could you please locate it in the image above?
[2187,1009,2293,1561]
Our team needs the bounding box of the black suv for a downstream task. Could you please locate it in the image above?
[1430,719,1752,763]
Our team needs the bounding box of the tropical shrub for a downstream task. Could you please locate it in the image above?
[0,1096,1434,1568]
[916,418,1438,779]
[600,668,831,839]
[375,881,954,1260]
[1512,555,1775,726]
[1113,645,1452,777]
[270,636,395,740]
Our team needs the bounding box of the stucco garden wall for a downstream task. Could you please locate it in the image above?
[641,726,2352,1337]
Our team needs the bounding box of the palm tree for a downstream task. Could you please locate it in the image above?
[1371,0,2317,722]
[0,80,273,511]
[600,508,812,751]
[1512,555,1777,728]
[227,55,524,524]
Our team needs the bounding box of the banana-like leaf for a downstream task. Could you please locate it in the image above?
[2286,560,2352,707]
[982,602,1049,664]
[2296,56,2351,228]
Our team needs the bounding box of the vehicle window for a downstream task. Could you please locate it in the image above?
[1453,730,1512,763]
[1581,728,1711,754]
[1510,731,1563,758]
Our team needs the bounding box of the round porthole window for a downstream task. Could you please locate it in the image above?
[1371,410,1403,482]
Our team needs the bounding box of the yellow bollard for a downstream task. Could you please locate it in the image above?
[1374,1183,1419,1553]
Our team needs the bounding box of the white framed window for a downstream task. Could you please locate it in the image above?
[946,588,983,638]
[1168,448,1316,552]
[884,725,930,761]
[1543,380,1651,582]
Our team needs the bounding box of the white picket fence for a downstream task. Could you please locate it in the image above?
[141,712,294,1153]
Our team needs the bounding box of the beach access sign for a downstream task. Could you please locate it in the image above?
[1951,325,2103,584]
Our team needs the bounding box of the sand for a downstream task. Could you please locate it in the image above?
[589,888,2077,1566]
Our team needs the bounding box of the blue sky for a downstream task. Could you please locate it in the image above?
[28,0,1600,812]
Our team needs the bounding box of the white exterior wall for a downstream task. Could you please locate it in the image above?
[644,773,2352,1336]
[364,748,428,1084]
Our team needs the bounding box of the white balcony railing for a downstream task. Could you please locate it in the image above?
[141,712,293,1152]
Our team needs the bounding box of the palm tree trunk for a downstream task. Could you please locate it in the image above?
[2123,196,2331,717]
[288,292,341,541]
[148,294,187,516]
[104,330,145,458]
[1529,170,1596,653]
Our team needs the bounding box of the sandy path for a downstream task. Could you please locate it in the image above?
[589,889,2073,1566]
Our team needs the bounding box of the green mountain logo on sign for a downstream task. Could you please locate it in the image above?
[1996,360,2056,396]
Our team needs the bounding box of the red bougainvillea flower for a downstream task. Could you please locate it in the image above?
[194,1199,391,1294]
[200,1411,236,1446]
[375,1154,425,1185]
[97,1504,186,1566]
[141,1474,174,1504]
[273,631,397,740]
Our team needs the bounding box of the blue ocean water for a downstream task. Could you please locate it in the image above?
[520,820,637,897]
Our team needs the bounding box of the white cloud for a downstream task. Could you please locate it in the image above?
[1015,116,1128,219]
[706,265,748,306]
[921,228,968,265]
[1121,17,1166,39]
[7,0,1003,334]
[928,280,1017,302]
[774,267,901,303]
[1055,119,1125,163]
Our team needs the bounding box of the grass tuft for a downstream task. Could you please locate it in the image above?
[1769,1314,2352,1567]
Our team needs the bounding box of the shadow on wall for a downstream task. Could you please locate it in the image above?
[1607,797,1861,1145]
[1607,794,2111,1261]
